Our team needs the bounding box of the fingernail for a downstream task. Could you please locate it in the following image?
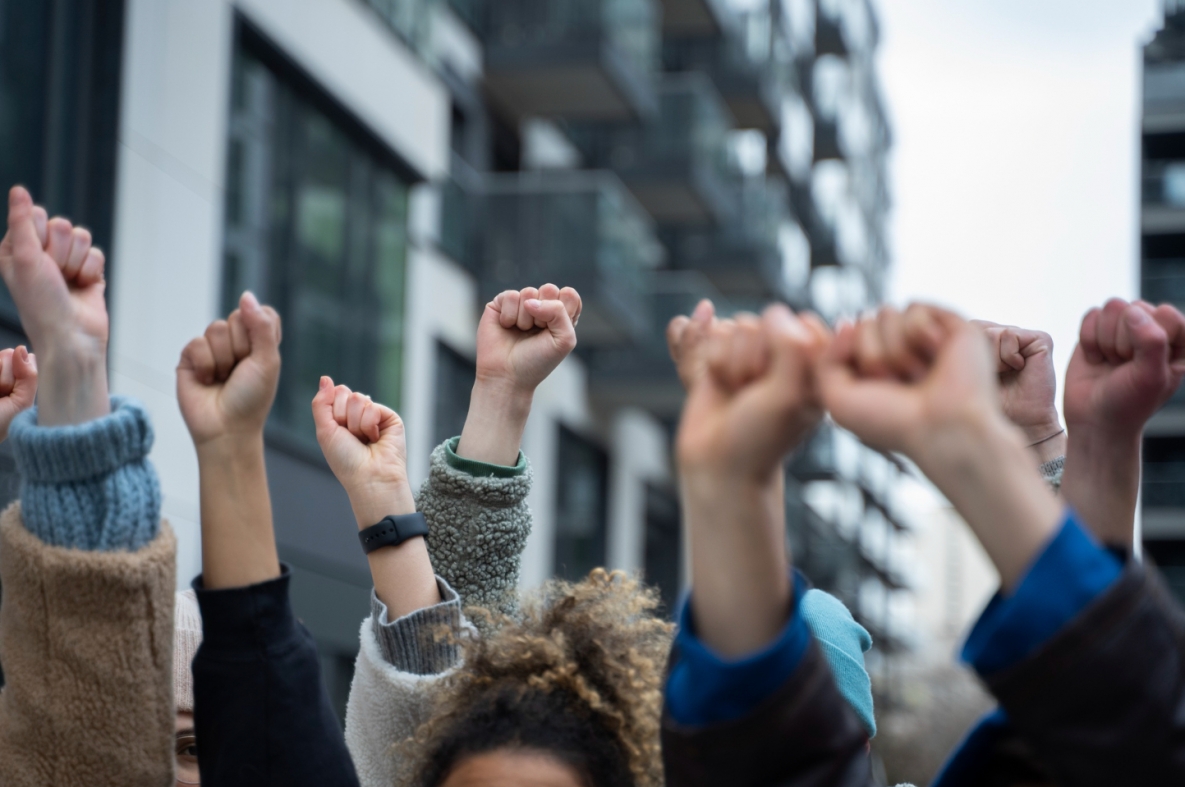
[319,376,330,391]
[525,298,542,309]
[242,290,261,311]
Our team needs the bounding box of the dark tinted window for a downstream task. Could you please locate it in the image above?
[223,38,410,452]
[434,342,476,447]
[554,426,609,581]
[644,483,680,616]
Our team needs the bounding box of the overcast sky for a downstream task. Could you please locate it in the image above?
[879,0,1164,400]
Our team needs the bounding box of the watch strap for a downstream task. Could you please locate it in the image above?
[358,512,429,554]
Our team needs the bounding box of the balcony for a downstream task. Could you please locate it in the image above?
[663,20,782,133]
[587,270,731,416]
[570,73,737,225]
[1144,161,1185,234]
[363,0,433,54]
[790,421,853,481]
[815,0,874,59]
[481,170,662,346]
[481,0,659,121]
[438,158,484,274]
[661,177,796,299]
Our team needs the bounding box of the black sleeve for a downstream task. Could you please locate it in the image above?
[986,562,1185,787]
[193,567,360,787]
[661,640,876,787]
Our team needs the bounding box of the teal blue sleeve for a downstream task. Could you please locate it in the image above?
[8,396,161,550]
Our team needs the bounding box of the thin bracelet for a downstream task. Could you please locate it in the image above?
[1028,428,1065,448]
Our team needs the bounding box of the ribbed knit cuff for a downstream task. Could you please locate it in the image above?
[371,576,463,675]
[1039,456,1065,492]
[443,436,527,479]
[9,396,161,551]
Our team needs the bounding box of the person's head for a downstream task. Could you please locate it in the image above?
[174,589,203,785]
[412,569,673,787]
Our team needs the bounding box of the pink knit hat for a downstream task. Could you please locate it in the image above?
[174,589,203,712]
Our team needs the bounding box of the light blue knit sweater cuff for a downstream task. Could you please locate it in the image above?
[9,395,161,551]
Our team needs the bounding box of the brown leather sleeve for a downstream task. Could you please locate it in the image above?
[986,561,1185,787]
[0,504,176,787]
[661,640,877,787]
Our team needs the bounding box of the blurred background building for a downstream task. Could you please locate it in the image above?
[1142,0,1185,604]
[0,0,912,713]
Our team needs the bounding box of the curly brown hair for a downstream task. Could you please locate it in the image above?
[409,568,675,787]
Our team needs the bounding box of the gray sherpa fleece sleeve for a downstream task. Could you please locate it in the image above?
[417,437,532,620]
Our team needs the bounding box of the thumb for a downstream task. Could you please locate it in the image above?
[763,304,818,377]
[239,291,281,355]
[523,298,577,352]
[4,187,42,275]
[10,346,37,411]
[311,376,338,442]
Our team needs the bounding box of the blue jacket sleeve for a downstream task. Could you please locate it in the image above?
[666,570,812,727]
[193,568,360,787]
[963,509,1122,675]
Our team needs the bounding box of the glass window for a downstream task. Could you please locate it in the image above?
[554,426,609,581]
[223,40,410,452]
[643,483,681,617]
[433,342,476,447]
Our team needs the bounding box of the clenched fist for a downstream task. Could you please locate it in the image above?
[0,346,36,441]
[477,284,580,393]
[177,292,282,447]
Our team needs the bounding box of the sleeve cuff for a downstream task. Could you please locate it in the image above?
[666,571,812,727]
[193,567,300,654]
[962,509,1122,675]
[442,436,526,479]
[370,576,464,675]
[9,396,154,483]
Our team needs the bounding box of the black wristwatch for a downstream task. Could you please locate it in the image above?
[357,513,430,554]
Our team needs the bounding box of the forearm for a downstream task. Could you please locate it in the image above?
[349,482,440,620]
[36,342,110,426]
[915,415,1063,591]
[197,434,280,589]
[455,379,532,466]
[1061,430,1140,548]
[681,467,791,658]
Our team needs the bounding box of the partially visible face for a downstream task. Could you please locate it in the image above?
[439,749,587,787]
[175,710,199,786]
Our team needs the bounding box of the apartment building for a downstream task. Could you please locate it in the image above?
[1142,0,1185,603]
[0,0,909,708]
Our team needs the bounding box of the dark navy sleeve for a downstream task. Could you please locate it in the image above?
[963,509,1122,675]
[192,567,360,787]
[666,570,812,726]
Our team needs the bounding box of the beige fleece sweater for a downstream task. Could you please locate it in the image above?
[0,504,176,787]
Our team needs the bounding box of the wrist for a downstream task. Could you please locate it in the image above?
[36,342,110,426]
[456,378,533,466]
[347,481,416,529]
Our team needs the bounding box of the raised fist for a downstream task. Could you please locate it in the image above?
[970,321,1061,444]
[311,378,414,523]
[0,346,36,442]
[0,186,107,357]
[818,305,1001,459]
[477,284,580,395]
[667,299,716,390]
[177,292,282,447]
[1064,298,1185,438]
[676,305,830,481]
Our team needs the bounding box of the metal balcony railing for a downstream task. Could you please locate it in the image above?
[571,73,737,225]
[363,0,434,55]
[481,0,659,121]
[481,170,662,346]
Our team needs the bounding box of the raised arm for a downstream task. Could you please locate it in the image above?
[177,294,359,787]
[421,284,579,617]
[1061,298,1185,547]
[0,185,175,785]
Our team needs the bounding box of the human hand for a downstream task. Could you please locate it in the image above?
[1064,299,1185,438]
[311,377,414,527]
[177,292,282,449]
[0,186,108,425]
[818,304,1062,589]
[666,299,717,390]
[456,284,580,465]
[971,321,1062,454]
[676,304,831,482]
[817,305,1001,460]
[0,346,36,442]
[1061,299,1185,546]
